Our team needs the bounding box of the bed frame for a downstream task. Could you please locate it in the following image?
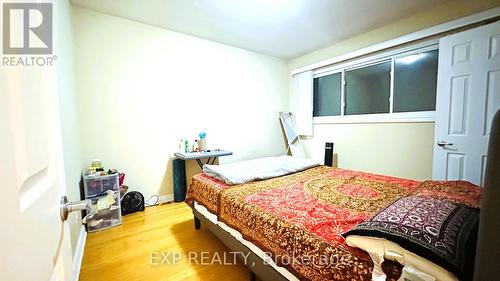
[192,208,289,281]
[191,109,500,281]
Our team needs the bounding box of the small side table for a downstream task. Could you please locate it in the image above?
[172,150,232,202]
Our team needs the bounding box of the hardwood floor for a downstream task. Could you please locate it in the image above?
[79,203,251,281]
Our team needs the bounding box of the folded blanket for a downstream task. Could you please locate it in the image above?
[203,155,319,185]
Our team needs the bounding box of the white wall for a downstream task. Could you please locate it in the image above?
[55,0,85,274]
[72,7,289,199]
[289,0,500,180]
[303,123,434,180]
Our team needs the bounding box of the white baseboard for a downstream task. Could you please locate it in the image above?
[72,227,87,281]
[158,194,174,204]
[144,194,174,207]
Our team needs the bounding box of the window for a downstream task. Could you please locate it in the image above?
[394,49,438,112]
[345,61,391,115]
[312,44,439,121]
[313,73,341,116]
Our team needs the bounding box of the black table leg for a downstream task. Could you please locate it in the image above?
[209,157,217,165]
[195,159,203,169]
[195,157,218,169]
[194,215,201,230]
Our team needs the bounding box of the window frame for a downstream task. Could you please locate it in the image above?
[312,40,438,124]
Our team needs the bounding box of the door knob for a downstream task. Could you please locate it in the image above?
[60,196,96,224]
[436,140,453,147]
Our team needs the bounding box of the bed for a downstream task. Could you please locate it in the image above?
[186,164,481,281]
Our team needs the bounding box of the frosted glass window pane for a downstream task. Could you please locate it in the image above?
[313,73,341,116]
[345,61,391,115]
[394,49,438,112]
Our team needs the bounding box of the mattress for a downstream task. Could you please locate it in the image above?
[185,172,233,215]
[186,166,480,280]
[186,165,328,216]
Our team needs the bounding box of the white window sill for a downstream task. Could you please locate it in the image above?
[313,111,435,124]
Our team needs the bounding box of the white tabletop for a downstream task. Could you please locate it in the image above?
[174,150,232,160]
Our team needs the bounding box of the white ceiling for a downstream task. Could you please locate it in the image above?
[70,0,449,59]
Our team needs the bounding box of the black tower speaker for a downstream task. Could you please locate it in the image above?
[324,142,334,167]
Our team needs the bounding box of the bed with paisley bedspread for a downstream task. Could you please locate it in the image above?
[185,166,480,281]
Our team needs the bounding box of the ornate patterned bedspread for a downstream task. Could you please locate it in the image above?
[217,166,420,280]
[185,173,232,214]
[186,166,481,280]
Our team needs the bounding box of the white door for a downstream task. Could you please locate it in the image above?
[0,57,73,280]
[433,21,500,186]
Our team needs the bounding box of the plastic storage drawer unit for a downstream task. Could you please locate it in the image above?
[87,191,122,232]
[83,173,119,197]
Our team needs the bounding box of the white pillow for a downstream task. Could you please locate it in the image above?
[345,235,458,281]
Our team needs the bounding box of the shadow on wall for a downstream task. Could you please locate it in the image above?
[159,157,219,201]
[299,136,338,167]
[159,159,174,199]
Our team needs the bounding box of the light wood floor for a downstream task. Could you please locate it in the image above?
[79,203,251,281]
